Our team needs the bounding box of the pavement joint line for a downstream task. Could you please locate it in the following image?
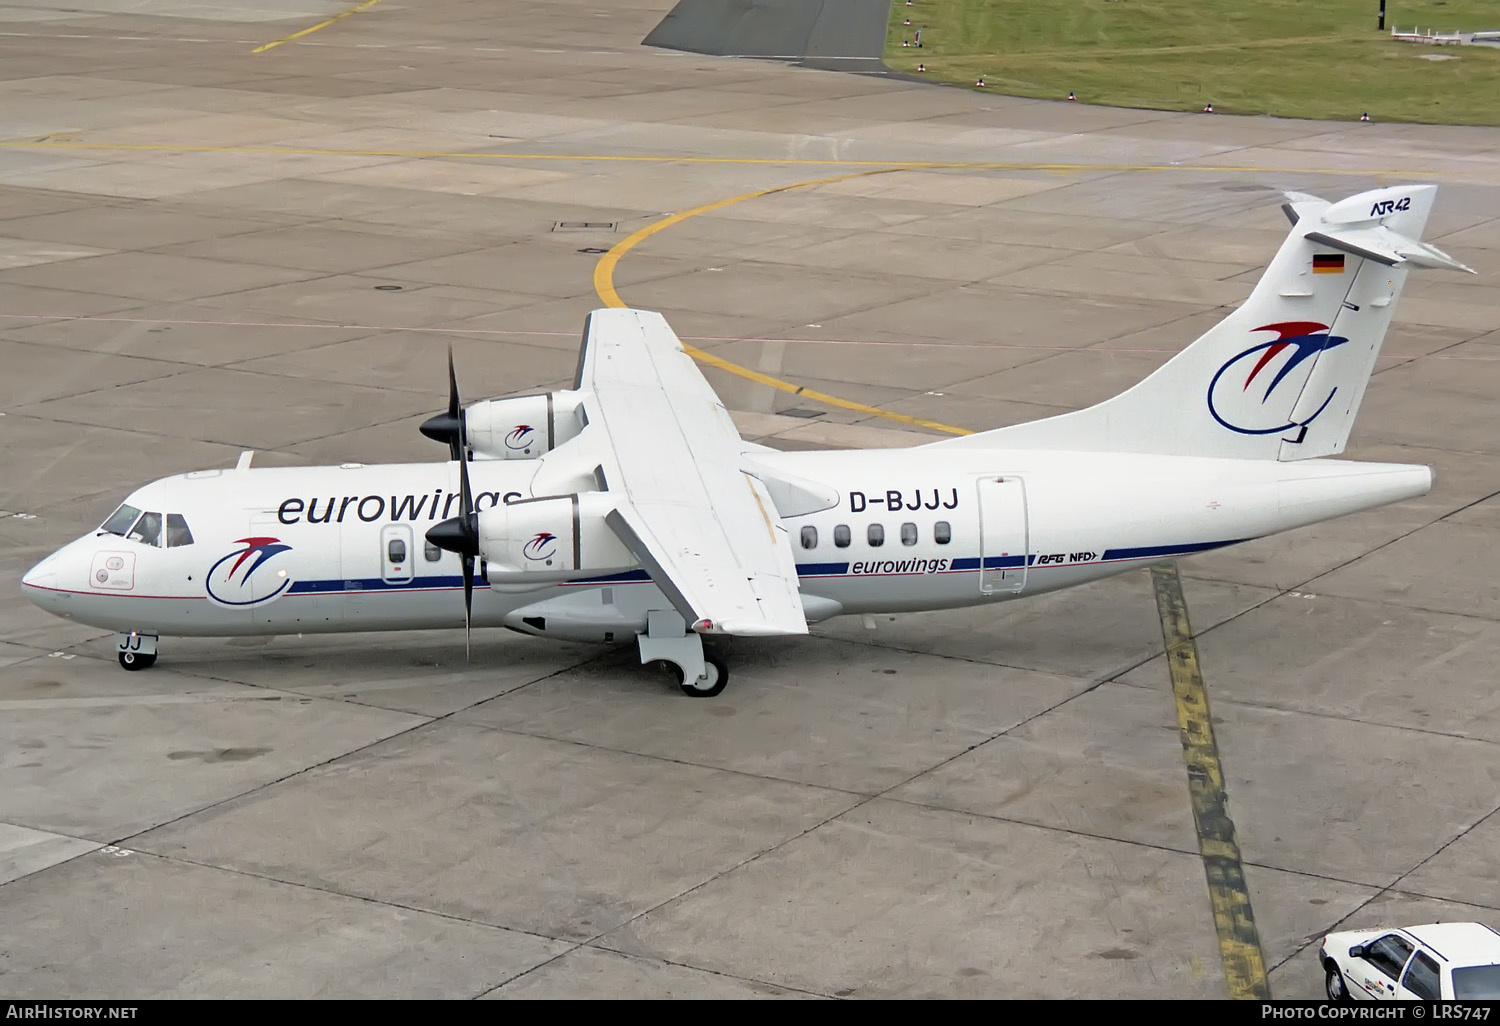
[813,600,1177,687]
[1287,487,1500,601]
[580,797,883,959]
[1111,675,1500,748]
[0,140,1463,179]
[9,363,236,413]
[84,650,611,861]
[1371,333,1485,376]
[85,843,573,948]
[466,716,870,802]
[493,921,842,998]
[882,792,1208,860]
[1274,804,1500,977]
[250,0,384,55]
[1128,481,1500,706]
[1151,561,1271,1000]
[477,938,833,999]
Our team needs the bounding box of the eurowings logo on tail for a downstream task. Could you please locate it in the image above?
[206,536,294,607]
[1207,321,1350,435]
[505,425,535,451]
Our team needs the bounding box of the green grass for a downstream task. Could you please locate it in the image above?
[886,0,1500,124]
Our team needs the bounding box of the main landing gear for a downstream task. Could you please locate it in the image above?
[115,631,158,671]
[636,609,730,698]
[674,655,729,698]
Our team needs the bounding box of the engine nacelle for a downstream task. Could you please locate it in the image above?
[477,492,636,587]
[466,391,586,460]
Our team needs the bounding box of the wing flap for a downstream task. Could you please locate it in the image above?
[584,309,808,637]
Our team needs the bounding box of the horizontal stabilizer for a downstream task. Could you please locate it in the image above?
[1304,226,1475,273]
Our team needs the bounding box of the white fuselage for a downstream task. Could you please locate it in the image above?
[21,445,1431,646]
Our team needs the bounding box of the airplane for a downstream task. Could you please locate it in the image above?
[19,184,1475,697]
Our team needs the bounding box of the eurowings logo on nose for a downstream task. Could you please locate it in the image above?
[522,532,557,561]
[505,425,535,451]
[1207,321,1351,436]
[206,536,294,607]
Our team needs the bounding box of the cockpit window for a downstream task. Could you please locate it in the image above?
[128,512,163,547]
[166,514,194,548]
[100,504,142,537]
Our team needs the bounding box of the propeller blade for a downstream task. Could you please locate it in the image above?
[458,455,476,660]
[419,345,466,461]
[462,552,474,663]
[424,454,481,658]
[447,345,461,421]
[459,448,473,518]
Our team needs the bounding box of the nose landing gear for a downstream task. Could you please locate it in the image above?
[115,631,158,671]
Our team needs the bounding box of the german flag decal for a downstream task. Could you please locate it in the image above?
[1313,253,1345,274]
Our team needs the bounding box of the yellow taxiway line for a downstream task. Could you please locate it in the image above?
[591,168,976,437]
[251,0,384,54]
[1152,564,1272,1000]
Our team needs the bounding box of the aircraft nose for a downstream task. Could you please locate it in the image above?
[21,555,59,597]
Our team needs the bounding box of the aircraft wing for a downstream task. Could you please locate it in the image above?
[580,308,808,637]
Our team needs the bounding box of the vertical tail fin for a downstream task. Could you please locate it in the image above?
[935,184,1474,460]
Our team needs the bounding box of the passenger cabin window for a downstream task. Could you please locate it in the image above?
[1403,951,1441,1001]
[934,521,952,545]
[868,523,884,547]
[128,511,163,547]
[833,525,851,548]
[800,526,818,550]
[1365,935,1416,981]
[165,514,194,548]
[388,539,408,564]
[424,541,443,562]
[99,504,142,537]
[900,522,917,546]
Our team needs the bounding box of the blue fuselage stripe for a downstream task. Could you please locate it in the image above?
[274,541,1244,595]
[1100,540,1244,561]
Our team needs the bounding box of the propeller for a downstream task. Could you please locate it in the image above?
[419,346,466,461]
[426,449,479,661]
